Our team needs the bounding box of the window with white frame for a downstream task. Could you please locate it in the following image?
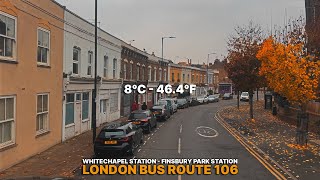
[73,47,80,74]
[65,93,75,125]
[110,93,118,112]
[183,74,185,82]
[0,96,15,147]
[142,67,145,81]
[137,66,140,80]
[100,99,107,113]
[36,94,49,133]
[159,69,162,81]
[148,67,152,81]
[0,12,16,60]
[187,74,190,82]
[130,63,133,80]
[37,28,50,65]
[164,70,167,81]
[82,92,89,120]
[172,73,175,82]
[123,62,127,79]
[104,55,108,78]
[87,51,93,76]
[113,58,117,79]
[154,69,157,81]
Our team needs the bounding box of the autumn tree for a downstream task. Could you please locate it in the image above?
[225,21,265,117]
[257,17,320,145]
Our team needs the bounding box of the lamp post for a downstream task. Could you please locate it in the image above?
[91,0,98,143]
[207,53,216,93]
[161,36,176,81]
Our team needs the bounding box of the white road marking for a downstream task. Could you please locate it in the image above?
[143,142,146,145]
[152,133,154,136]
[195,126,219,138]
[133,156,136,159]
[178,138,181,154]
[178,175,181,180]
[138,149,141,152]
[147,137,150,140]
[180,124,183,134]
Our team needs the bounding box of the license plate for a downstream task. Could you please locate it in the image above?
[132,121,140,124]
[153,112,160,114]
[105,140,117,145]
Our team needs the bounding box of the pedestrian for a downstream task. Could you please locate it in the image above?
[131,101,138,111]
[141,102,148,110]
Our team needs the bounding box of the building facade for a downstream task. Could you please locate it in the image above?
[62,9,122,141]
[0,0,64,170]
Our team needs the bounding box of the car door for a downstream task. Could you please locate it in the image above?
[131,124,142,144]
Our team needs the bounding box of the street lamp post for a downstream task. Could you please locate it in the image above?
[92,0,98,143]
[161,36,176,81]
[207,53,216,93]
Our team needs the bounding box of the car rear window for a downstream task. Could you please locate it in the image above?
[158,101,167,105]
[151,106,163,110]
[99,129,124,138]
[242,92,249,96]
[129,113,147,119]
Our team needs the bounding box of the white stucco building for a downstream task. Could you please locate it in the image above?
[62,9,122,141]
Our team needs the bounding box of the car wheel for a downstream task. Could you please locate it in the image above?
[128,142,135,156]
[146,124,151,134]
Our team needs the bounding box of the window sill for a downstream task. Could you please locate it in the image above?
[82,119,90,123]
[35,130,50,138]
[0,59,18,64]
[65,123,75,128]
[0,143,17,152]
[37,64,51,68]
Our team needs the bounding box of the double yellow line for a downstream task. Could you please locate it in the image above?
[214,110,289,180]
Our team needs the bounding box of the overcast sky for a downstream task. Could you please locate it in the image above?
[56,0,305,64]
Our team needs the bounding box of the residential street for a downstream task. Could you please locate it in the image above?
[76,98,275,180]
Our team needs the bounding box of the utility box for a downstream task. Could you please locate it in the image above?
[264,92,273,109]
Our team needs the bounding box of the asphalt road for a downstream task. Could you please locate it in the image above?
[77,97,275,180]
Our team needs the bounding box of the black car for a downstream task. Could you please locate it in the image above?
[128,110,157,133]
[94,121,143,157]
[222,93,233,100]
[150,104,170,121]
[176,98,189,109]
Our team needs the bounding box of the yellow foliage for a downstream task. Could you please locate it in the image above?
[256,37,320,105]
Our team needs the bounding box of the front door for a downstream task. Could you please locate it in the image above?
[74,101,81,135]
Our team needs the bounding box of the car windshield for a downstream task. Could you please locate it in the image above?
[151,106,163,110]
[242,92,249,96]
[99,129,124,138]
[177,99,185,103]
[224,93,230,97]
[129,113,147,119]
[209,95,215,98]
[158,101,167,105]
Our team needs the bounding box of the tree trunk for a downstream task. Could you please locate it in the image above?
[256,88,259,101]
[249,90,254,119]
[296,103,309,146]
[237,91,240,109]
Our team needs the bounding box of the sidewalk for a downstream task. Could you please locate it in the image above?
[0,117,128,179]
[219,101,320,180]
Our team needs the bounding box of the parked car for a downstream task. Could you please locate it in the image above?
[150,104,170,121]
[208,95,219,103]
[190,97,200,106]
[94,121,143,157]
[158,100,172,114]
[196,95,208,104]
[128,110,157,133]
[222,93,233,100]
[240,92,249,101]
[159,99,177,114]
[176,98,189,109]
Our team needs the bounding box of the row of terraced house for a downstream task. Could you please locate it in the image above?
[0,0,219,171]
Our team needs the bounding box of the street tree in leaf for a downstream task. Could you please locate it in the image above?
[225,21,265,118]
[256,18,320,145]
